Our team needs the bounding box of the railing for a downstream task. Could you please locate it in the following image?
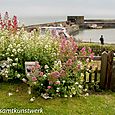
[79,51,115,91]
[78,56,101,91]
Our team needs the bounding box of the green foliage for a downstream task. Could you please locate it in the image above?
[78,43,115,55]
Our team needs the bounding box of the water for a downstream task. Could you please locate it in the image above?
[74,29,115,44]
[18,16,66,26]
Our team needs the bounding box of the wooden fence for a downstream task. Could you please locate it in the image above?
[79,51,115,91]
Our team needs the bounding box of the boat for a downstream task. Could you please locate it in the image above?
[40,26,70,39]
[88,24,103,29]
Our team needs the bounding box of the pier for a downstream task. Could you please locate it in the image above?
[23,16,115,33]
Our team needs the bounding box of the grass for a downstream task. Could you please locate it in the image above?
[0,82,115,115]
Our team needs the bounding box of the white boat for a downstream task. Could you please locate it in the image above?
[40,26,70,39]
[88,24,103,29]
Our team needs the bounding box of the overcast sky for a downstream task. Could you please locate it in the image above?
[0,0,115,19]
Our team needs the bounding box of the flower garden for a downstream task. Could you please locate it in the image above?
[0,12,97,99]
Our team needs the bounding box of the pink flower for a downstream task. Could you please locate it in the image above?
[35,63,40,69]
[66,59,73,66]
[50,71,60,78]
[31,66,35,72]
[55,81,60,85]
[32,76,37,81]
[88,47,92,53]
[90,53,94,59]
[81,47,86,52]
[47,86,52,89]
[49,81,53,84]
[39,72,44,76]
[82,51,86,56]
[60,70,66,77]
[77,64,81,69]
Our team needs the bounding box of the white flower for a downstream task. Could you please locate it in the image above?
[5,70,8,74]
[72,87,75,90]
[33,82,37,85]
[17,74,21,78]
[85,93,89,96]
[81,73,84,77]
[57,87,60,90]
[44,45,48,48]
[84,89,88,92]
[7,48,10,51]
[75,82,79,85]
[70,95,72,97]
[12,49,16,53]
[73,92,76,95]
[30,97,35,102]
[28,87,31,95]
[64,95,68,98]
[44,65,49,69]
[17,48,21,52]
[56,90,59,92]
[11,54,14,57]
[22,78,27,83]
[27,73,30,77]
[17,44,21,48]
[43,74,47,78]
[7,57,13,62]
[12,63,17,66]
[21,49,24,52]
[6,52,9,55]
[62,80,65,83]
[5,75,8,78]
[8,44,13,48]
[78,85,83,89]
[15,58,18,62]
[16,89,19,92]
[13,43,16,46]
[8,92,13,96]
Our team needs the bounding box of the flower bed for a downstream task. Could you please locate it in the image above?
[0,12,95,98]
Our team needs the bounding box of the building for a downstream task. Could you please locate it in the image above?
[67,16,84,26]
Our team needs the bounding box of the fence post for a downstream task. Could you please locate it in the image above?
[100,51,108,89]
[110,60,115,91]
[106,51,114,89]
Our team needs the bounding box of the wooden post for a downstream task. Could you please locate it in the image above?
[88,66,92,90]
[106,51,114,89]
[110,61,115,91]
[83,66,86,89]
[94,67,98,91]
[100,51,108,89]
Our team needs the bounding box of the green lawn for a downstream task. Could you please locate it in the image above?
[0,82,115,115]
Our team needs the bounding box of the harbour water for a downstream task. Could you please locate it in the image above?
[18,16,66,26]
[74,28,115,44]
[18,16,115,44]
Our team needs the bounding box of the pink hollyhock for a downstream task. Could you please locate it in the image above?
[47,86,52,89]
[39,72,44,76]
[32,76,37,81]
